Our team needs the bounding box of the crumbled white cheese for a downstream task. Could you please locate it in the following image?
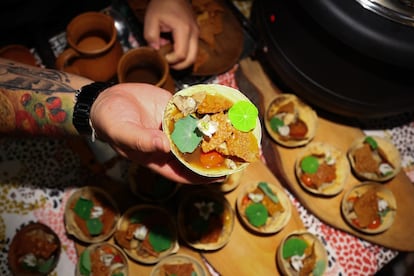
[133,225,148,241]
[277,125,290,136]
[101,253,114,266]
[22,253,37,267]
[378,198,388,212]
[290,254,305,272]
[91,206,104,219]
[197,115,218,137]
[325,151,336,165]
[379,163,393,176]
[248,192,264,203]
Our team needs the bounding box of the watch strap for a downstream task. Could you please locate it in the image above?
[73,82,113,135]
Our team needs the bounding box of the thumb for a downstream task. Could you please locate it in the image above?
[131,128,171,154]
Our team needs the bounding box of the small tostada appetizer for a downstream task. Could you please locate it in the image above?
[264,94,317,147]
[277,230,328,276]
[177,188,235,250]
[341,182,397,234]
[77,242,128,276]
[295,142,349,196]
[8,222,61,276]
[162,84,262,177]
[150,254,207,276]
[128,163,180,203]
[65,186,120,243]
[114,205,179,264]
[347,135,401,182]
[236,181,291,234]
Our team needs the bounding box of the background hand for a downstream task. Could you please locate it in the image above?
[144,0,199,70]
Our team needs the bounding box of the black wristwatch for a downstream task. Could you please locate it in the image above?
[73,82,113,136]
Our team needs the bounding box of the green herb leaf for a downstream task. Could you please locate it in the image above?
[245,203,268,227]
[73,197,93,220]
[79,249,91,276]
[300,156,319,174]
[148,226,172,252]
[258,182,279,203]
[364,136,378,150]
[282,237,308,259]
[86,218,103,236]
[228,101,258,132]
[171,115,203,153]
[270,117,284,132]
[37,256,55,273]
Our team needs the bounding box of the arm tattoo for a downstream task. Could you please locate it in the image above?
[0,62,75,94]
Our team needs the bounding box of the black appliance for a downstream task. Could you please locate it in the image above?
[251,0,414,119]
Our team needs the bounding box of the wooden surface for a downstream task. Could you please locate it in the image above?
[74,161,305,275]
[239,58,414,252]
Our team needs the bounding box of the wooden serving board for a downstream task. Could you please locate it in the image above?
[73,161,305,275]
[239,58,414,252]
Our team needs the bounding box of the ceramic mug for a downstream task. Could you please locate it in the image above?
[0,44,37,66]
[55,11,123,82]
[117,46,175,93]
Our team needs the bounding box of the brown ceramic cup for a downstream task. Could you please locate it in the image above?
[0,44,37,66]
[117,46,175,93]
[55,11,123,82]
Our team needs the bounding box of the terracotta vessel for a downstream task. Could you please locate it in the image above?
[56,11,123,82]
[117,46,175,93]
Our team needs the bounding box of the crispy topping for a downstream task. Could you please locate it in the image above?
[353,189,379,228]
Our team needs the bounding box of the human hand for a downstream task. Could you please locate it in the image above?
[144,0,199,70]
[90,83,221,184]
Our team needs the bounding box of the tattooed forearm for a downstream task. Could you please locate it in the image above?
[0,58,93,136]
[0,62,74,93]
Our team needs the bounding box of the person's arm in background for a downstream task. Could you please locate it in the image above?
[144,0,199,70]
[0,58,220,184]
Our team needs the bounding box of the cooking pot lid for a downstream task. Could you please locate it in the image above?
[355,0,414,27]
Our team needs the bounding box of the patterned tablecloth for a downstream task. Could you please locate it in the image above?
[0,65,412,275]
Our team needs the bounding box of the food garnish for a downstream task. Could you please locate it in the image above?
[227,100,258,132]
[171,115,203,153]
[346,189,392,230]
[73,197,106,236]
[352,136,395,178]
[115,209,174,259]
[8,223,61,275]
[299,153,336,190]
[79,244,127,276]
[241,182,285,228]
[282,236,326,276]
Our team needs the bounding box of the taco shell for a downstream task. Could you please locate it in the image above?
[236,181,292,234]
[347,135,401,182]
[162,84,262,177]
[177,188,235,251]
[341,182,397,234]
[64,186,120,244]
[114,205,179,264]
[295,142,349,196]
[277,230,328,276]
[265,94,317,147]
